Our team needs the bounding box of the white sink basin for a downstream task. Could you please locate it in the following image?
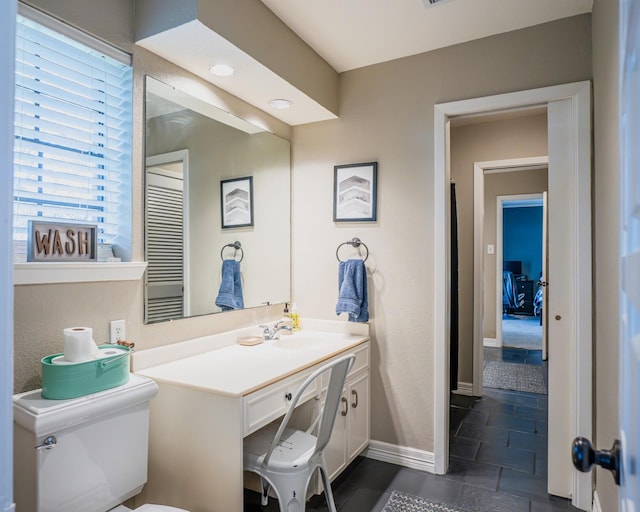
[271,336,327,350]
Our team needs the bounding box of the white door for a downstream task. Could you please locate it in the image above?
[547,98,583,498]
[145,166,185,322]
[620,0,640,506]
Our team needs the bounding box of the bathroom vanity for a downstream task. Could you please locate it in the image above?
[133,321,370,512]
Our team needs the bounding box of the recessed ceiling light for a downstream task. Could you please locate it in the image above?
[269,99,292,109]
[209,64,235,77]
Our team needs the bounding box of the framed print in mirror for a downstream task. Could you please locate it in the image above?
[333,162,377,222]
[221,176,254,228]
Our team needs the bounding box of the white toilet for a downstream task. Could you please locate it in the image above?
[13,373,189,512]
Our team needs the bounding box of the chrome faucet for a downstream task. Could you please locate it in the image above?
[259,321,292,340]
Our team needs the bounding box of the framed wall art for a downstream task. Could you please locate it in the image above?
[221,176,254,228]
[333,162,378,222]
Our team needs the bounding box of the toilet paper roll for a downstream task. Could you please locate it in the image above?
[63,327,100,362]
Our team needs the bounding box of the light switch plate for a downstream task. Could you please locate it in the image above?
[487,244,495,255]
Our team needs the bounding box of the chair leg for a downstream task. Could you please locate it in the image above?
[318,464,337,512]
[260,478,270,507]
[258,472,306,512]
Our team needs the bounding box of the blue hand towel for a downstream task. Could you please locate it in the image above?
[215,259,244,311]
[336,259,369,322]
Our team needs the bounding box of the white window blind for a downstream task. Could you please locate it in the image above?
[13,10,132,261]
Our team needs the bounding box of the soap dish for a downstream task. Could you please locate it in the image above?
[237,336,264,346]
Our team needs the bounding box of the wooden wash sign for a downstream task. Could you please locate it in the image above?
[27,221,97,262]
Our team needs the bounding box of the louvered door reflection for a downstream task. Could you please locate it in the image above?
[145,169,184,322]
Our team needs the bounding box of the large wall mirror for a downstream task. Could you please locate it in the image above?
[144,76,291,323]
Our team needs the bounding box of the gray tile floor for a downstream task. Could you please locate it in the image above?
[245,347,579,512]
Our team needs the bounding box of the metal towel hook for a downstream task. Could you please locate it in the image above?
[220,241,244,262]
[336,237,369,262]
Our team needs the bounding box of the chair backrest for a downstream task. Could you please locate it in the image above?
[261,353,356,468]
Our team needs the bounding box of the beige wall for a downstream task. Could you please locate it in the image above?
[292,16,591,451]
[483,169,548,339]
[449,115,548,383]
[592,0,620,509]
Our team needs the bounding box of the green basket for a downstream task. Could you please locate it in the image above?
[41,345,130,400]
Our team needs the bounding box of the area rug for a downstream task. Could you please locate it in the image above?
[502,315,542,350]
[381,491,468,512]
[483,360,547,394]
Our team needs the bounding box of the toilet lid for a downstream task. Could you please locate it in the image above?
[137,505,190,512]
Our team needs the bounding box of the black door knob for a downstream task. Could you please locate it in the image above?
[571,436,621,486]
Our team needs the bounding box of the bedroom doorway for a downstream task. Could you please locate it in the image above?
[483,193,549,398]
[497,194,546,357]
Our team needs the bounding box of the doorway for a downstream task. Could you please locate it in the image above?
[434,81,592,510]
[486,192,547,397]
[497,194,545,354]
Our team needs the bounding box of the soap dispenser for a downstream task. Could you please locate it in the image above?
[279,303,293,334]
[290,303,300,332]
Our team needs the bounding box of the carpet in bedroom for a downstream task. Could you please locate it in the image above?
[502,315,542,350]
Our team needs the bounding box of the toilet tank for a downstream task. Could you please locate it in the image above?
[13,374,159,512]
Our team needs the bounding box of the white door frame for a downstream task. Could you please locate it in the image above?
[434,81,592,510]
[472,157,548,395]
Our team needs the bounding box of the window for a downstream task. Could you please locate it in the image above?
[13,7,132,262]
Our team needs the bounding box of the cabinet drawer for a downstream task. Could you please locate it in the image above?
[321,342,369,391]
[243,369,318,436]
[243,341,370,436]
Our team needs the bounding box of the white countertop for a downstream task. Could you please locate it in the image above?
[135,330,369,397]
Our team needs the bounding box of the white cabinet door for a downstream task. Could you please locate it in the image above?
[324,389,349,481]
[347,372,370,461]
[324,370,371,482]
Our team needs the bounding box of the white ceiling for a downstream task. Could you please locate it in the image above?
[260,0,593,72]
[138,0,592,126]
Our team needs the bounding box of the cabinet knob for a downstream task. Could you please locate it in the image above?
[351,389,359,408]
[285,392,292,401]
[341,396,348,416]
[555,315,562,321]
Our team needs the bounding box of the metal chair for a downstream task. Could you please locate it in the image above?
[243,353,356,512]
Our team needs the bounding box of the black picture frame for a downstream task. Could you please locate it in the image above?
[333,162,378,222]
[220,176,254,228]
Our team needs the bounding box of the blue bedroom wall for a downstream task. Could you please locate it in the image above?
[503,206,543,281]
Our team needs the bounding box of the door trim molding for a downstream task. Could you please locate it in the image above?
[433,81,592,510]
[473,157,548,396]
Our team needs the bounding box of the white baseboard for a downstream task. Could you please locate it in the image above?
[363,440,435,473]
[592,490,601,512]
[483,337,498,347]
[453,381,473,396]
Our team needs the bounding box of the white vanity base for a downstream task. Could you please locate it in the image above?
[133,321,370,512]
